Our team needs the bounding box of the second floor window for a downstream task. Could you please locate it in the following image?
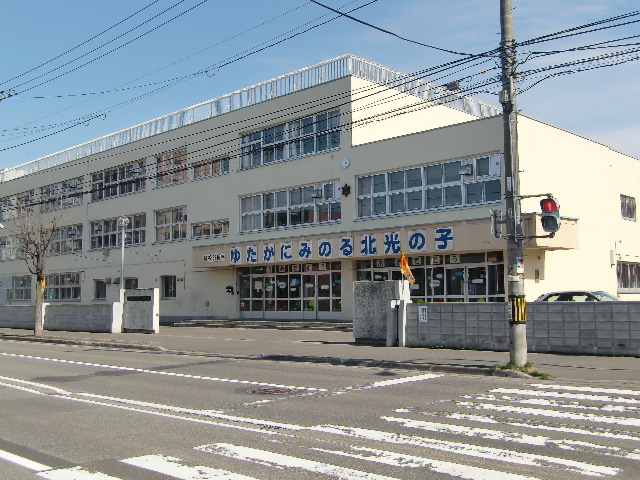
[90,214,146,249]
[193,157,229,179]
[357,154,501,218]
[621,195,636,221]
[51,225,83,254]
[155,207,187,241]
[241,182,341,232]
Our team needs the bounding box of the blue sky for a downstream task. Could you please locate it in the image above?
[1,0,639,172]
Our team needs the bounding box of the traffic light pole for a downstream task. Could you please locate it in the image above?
[500,0,527,367]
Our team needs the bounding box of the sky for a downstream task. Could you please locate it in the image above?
[1,0,639,172]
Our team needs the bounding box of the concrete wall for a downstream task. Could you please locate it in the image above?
[0,305,36,329]
[43,304,118,333]
[404,302,640,356]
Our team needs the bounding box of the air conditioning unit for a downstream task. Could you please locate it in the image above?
[311,189,323,199]
[105,278,112,285]
[112,277,121,284]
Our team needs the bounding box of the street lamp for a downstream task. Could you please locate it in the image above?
[117,216,130,289]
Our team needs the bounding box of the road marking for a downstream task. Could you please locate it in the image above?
[369,373,441,387]
[312,424,619,477]
[443,412,640,442]
[0,352,326,391]
[490,388,640,404]
[527,384,640,396]
[310,445,543,480]
[122,454,258,479]
[457,401,640,427]
[0,449,51,472]
[383,416,629,458]
[37,466,122,479]
[197,443,400,480]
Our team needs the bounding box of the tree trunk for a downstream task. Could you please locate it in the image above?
[34,275,45,337]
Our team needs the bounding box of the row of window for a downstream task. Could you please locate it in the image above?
[0,212,229,261]
[241,182,341,232]
[357,154,502,217]
[0,155,230,220]
[241,110,340,169]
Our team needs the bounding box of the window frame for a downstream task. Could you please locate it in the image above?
[240,110,340,169]
[155,207,187,242]
[621,194,636,221]
[357,154,501,218]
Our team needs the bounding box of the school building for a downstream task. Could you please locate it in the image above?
[0,54,638,324]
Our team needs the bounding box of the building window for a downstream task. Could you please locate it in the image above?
[44,272,81,301]
[240,182,341,232]
[7,275,31,301]
[193,157,229,179]
[94,280,107,300]
[621,195,636,221]
[155,207,187,241]
[41,178,84,211]
[161,275,177,298]
[50,225,83,254]
[156,148,188,186]
[617,261,640,291]
[124,277,139,289]
[0,196,15,222]
[91,161,146,201]
[192,219,229,239]
[357,154,501,218]
[90,214,146,249]
[240,109,340,169]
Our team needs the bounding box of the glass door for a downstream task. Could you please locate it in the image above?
[467,266,488,301]
[445,267,465,302]
[302,273,317,320]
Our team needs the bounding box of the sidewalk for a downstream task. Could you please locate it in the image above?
[1,326,639,384]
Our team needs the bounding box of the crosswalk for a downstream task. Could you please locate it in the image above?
[4,381,640,479]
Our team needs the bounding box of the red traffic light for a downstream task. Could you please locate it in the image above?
[540,198,558,213]
[540,197,561,233]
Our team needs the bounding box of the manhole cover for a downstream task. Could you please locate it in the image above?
[249,387,297,395]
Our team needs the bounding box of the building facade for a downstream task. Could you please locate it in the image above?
[0,55,638,324]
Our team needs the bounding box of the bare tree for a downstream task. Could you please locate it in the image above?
[11,206,59,337]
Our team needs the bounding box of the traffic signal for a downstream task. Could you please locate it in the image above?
[540,197,560,233]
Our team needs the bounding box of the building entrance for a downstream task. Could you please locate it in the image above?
[239,262,342,320]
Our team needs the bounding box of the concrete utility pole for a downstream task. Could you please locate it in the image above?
[500,0,527,366]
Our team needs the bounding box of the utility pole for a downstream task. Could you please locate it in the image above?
[500,0,527,366]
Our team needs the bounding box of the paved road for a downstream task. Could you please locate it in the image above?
[1,339,640,479]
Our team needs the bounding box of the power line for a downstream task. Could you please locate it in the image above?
[0,0,162,88]
[7,0,209,94]
[308,0,486,57]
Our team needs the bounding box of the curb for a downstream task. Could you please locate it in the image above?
[0,335,530,378]
[0,334,165,352]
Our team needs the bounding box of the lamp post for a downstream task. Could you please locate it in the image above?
[117,216,130,289]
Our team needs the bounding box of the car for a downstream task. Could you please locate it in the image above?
[534,291,620,302]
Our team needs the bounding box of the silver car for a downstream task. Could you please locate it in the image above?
[535,291,620,302]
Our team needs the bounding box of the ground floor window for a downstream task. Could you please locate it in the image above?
[7,275,31,301]
[124,277,139,289]
[44,272,81,301]
[161,275,177,298]
[239,262,342,316]
[94,280,107,299]
[617,261,640,291]
[357,251,505,302]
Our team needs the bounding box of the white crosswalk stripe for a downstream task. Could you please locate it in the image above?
[4,381,640,479]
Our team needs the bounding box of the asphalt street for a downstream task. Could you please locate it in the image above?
[1,325,639,384]
[2,337,640,479]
